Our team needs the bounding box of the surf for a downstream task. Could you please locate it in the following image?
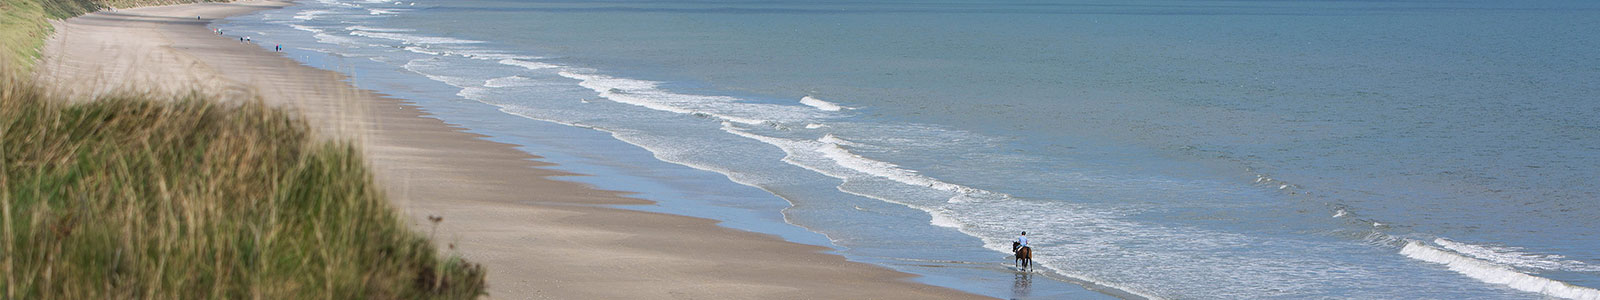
[1402,240,1600,300]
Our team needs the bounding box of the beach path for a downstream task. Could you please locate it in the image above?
[34,1,986,299]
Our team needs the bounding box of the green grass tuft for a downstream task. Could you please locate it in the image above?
[0,75,487,298]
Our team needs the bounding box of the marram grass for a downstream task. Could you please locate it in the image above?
[0,75,487,299]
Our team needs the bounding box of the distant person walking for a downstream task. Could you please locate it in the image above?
[275,44,281,52]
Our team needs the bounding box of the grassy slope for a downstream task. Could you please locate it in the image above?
[0,0,101,72]
[0,0,226,72]
[1,0,488,298]
[1,82,486,299]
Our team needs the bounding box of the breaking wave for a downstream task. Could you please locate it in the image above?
[1402,240,1600,300]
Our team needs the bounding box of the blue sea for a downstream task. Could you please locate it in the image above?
[218,0,1600,298]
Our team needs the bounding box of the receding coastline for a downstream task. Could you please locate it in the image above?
[9,0,990,298]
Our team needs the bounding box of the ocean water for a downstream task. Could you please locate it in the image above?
[219,0,1600,298]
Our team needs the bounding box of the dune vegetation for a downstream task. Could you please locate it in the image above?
[1,0,109,72]
[0,0,232,72]
[1,0,487,298]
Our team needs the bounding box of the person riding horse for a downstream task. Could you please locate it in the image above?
[1013,231,1032,271]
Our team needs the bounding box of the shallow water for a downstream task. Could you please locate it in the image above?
[221,0,1599,298]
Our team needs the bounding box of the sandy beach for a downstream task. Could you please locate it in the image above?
[35,1,985,299]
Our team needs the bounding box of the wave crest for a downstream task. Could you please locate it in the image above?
[800,96,847,111]
[1401,240,1600,300]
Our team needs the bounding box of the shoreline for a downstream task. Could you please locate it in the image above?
[36,1,987,299]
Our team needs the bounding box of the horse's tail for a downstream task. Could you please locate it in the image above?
[1019,246,1032,259]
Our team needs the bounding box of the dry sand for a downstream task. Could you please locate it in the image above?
[35,1,988,299]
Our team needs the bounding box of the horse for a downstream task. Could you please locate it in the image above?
[1012,241,1032,271]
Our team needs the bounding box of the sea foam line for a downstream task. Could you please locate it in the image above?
[367,8,407,15]
[345,25,414,32]
[401,59,477,88]
[350,30,484,45]
[484,76,538,88]
[500,58,558,71]
[721,125,1161,299]
[716,125,971,222]
[800,96,848,111]
[288,24,322,33]
[292,9,330,20]
[812,135,983,196]
[312,33,358,46]
[559,71,771,126]
[1401,240,1600,300]
[1436,238,1600,272]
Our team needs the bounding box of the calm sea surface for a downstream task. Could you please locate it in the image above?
[221,0,1600,298]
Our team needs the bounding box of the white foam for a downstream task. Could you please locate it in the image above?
[1401,241,1600,300]
[292,9,330,21]
[786,131,1311,299]
[800,96,847,111]
[419,72,471,88]
[350,30,484,45]
[626,117,1182,299]
[928,209,962,228]
[805,123,825,129]
[345,25,414,32]
[288,24,322,33]
[452,50,536,61]
[402,46,441,56]
[499,58,559,71]
[398,47,535,60]
[813,139,982,195]
[558,71,772,125]
[457,86,487,101]
[718,126,850,183]
[817,134,862,147]
[311,0,359,7]
[313,33,358,46]
[1436,239,1600,272]
[401,59,476,87]
[330,0,360,6]
[719,126,978,229]
[484,76,538,88]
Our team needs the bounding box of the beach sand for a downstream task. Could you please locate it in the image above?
[35,1,986,299]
